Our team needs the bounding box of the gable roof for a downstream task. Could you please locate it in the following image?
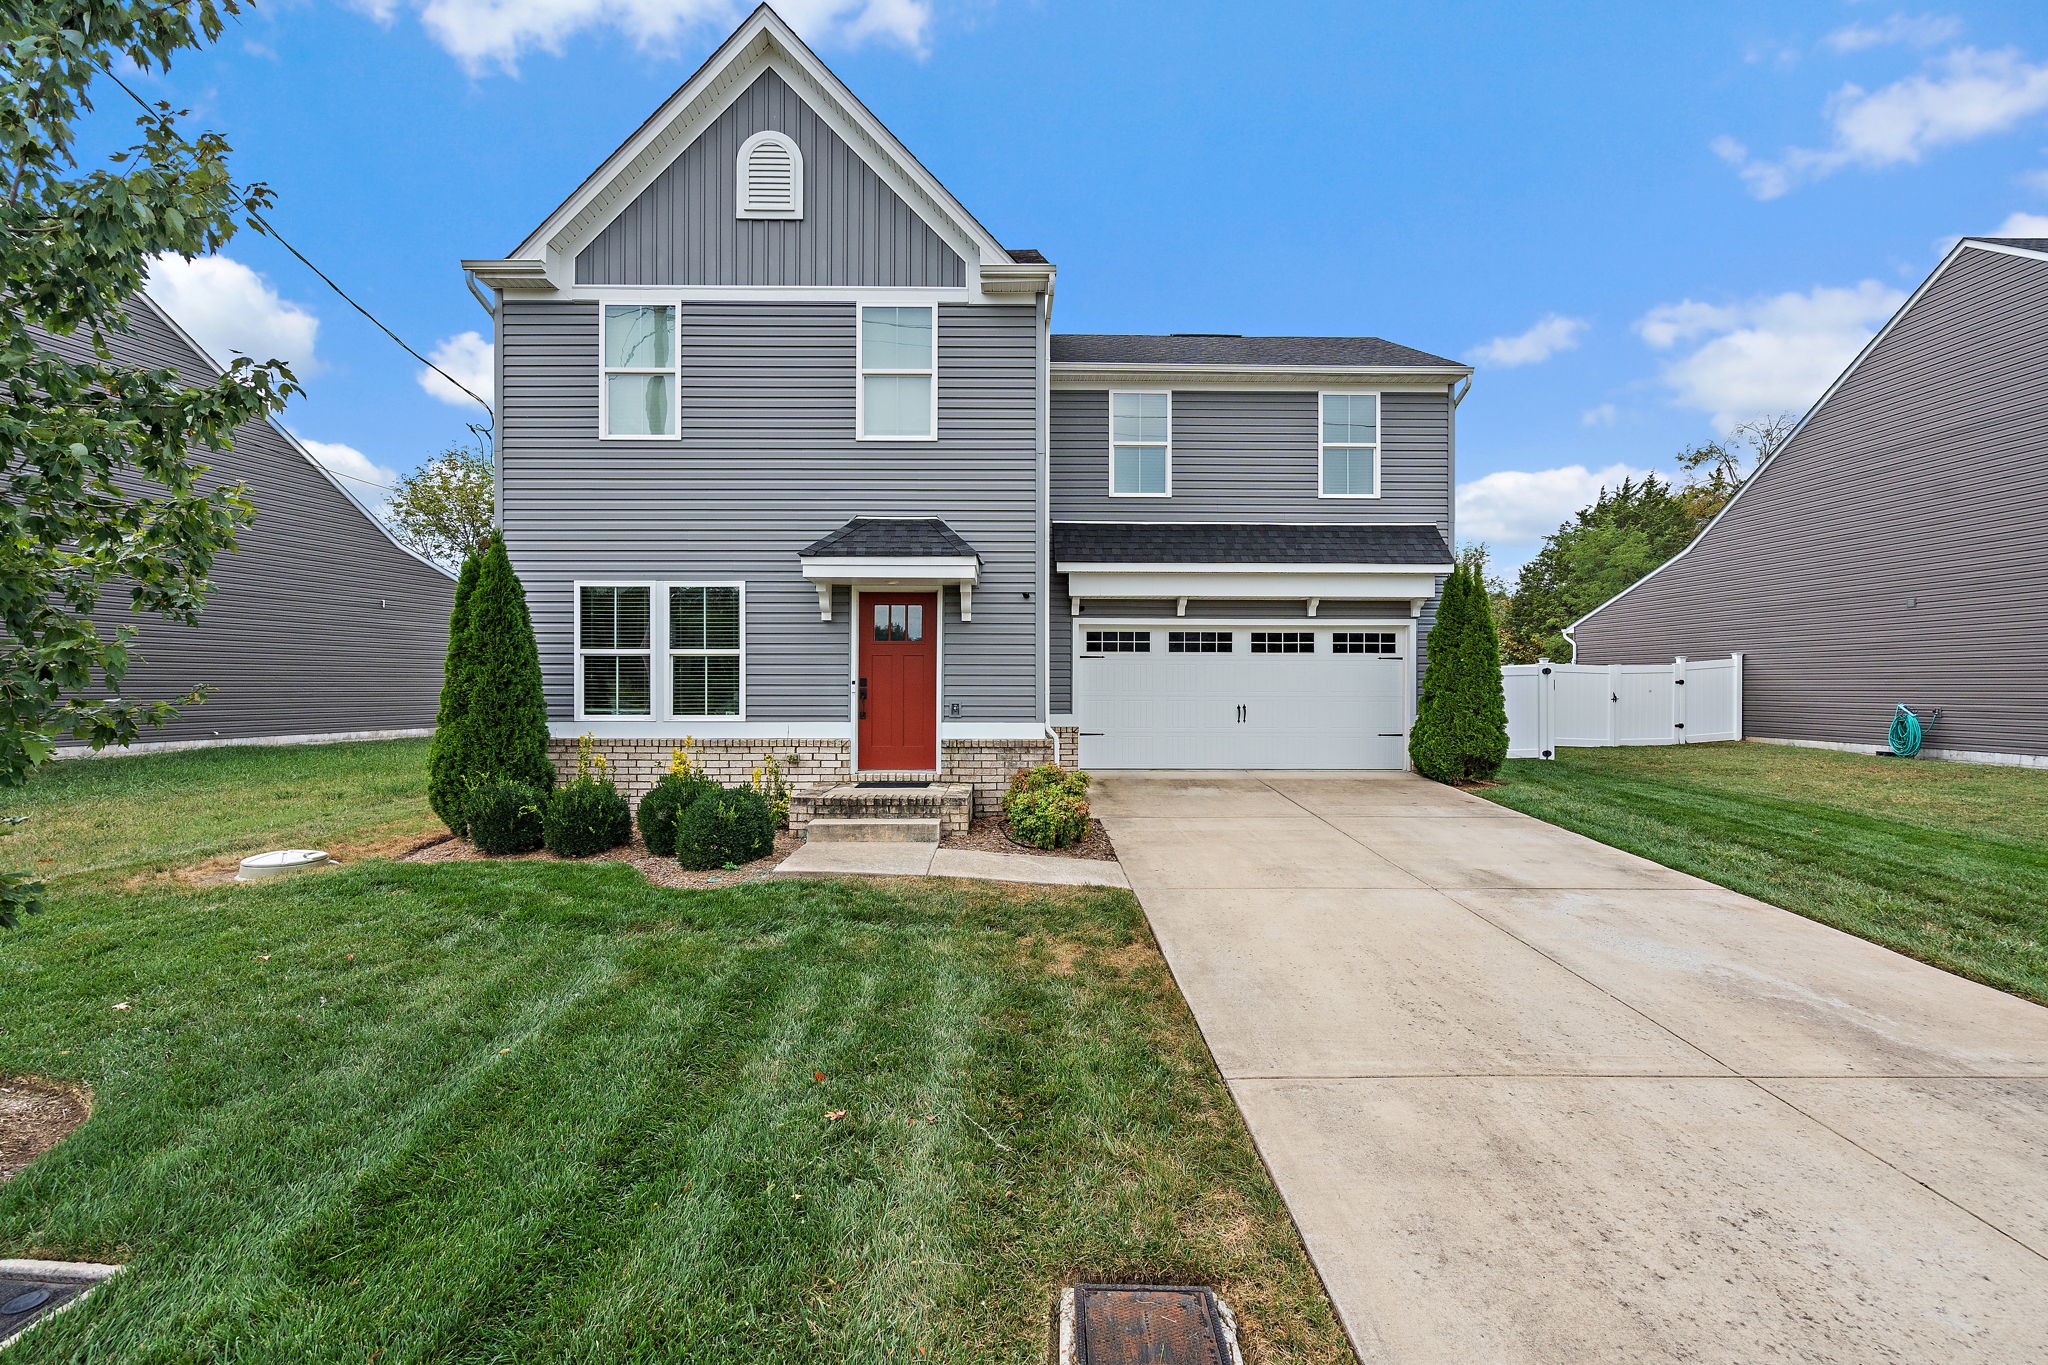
[1053,334,1463,370]
[1568,236,2043,640]
[468,5,1035,294]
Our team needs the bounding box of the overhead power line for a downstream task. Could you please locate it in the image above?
[97,63,495,420]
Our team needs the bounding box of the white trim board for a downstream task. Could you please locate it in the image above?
[52,728,433,759]
[1753,735,2048,770]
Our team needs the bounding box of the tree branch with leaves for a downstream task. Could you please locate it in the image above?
[384,427,495,567]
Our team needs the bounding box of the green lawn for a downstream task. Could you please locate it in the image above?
[1480,742,2048,1005]
[0,742,1350,1363]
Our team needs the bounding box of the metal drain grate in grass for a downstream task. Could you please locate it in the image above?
[1058,1284,1244,1365]
[0,1260,121,1347]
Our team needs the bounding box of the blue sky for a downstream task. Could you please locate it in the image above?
[97,0,2048,571]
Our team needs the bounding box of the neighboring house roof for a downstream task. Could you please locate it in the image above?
[1968,236,2048,252]
[1051,334,1463,369]
[1005,247,1049,264]
[1052,521,1452,566]
[800,517,981,559]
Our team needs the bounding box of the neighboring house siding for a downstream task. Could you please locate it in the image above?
[575,68,965,289]
[35,299,453,746]
[1050,387,1453,536]
[1573,246,2048,759]
[499,298,1039,725]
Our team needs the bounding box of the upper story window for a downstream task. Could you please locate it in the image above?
[602,304,678,439]
[1320,392,1379,497]
[577,584,653,716]
[1109,391,1170,496]
[737,131,803,219]
[858,305,935,440]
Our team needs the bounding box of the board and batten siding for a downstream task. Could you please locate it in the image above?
[575,68,964,289]
[1572,245,2048,759]
[36,299,454,746]
[498,298,1040,725]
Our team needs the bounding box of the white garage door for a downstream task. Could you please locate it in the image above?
[1075,624,1412,770]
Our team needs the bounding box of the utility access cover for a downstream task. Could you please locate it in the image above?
[1071,1284,1240,1365]
[0,1261,121,1347]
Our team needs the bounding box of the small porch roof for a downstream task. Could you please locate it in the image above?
[798,518,982,620]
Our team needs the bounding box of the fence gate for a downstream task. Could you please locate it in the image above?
[1503,654,1743,759]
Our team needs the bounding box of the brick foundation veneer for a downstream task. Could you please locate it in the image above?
[551,733,1078,824]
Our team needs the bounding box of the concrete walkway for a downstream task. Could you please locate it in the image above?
[774,840,1128,888]
[1095,771,2048,1364]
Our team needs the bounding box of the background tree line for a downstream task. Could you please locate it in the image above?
[1478,415,1794,663]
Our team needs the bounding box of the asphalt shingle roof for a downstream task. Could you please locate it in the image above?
[1969,236,2048,252]
[799,517,980,559]
[1052,522,1452,566]
[1050,334,1464,369]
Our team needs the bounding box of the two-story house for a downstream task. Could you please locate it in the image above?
[463,4,1468,812]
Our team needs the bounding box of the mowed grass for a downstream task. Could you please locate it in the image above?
[1480,742,2048,1004]
[0,743,1351,1363]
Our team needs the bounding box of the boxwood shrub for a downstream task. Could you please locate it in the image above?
[674,785,777,870]
[1003,764,1091,849]
[543,778,632,858]
[637,770,715,857]
[466,778,545,855]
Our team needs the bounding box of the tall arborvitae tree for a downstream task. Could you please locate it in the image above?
[460,536,555,798]
[426,550,482,830]
[1409,566,1509,784]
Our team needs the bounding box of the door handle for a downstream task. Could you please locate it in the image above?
[859,676,868,719]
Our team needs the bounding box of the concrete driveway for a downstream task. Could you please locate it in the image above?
[1095,770,2048,1364]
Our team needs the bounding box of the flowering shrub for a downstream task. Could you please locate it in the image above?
[1002,764,1091,849]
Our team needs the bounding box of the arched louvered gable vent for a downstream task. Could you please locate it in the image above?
[737,130,803,219]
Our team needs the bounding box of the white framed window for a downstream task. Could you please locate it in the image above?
[857,305,936,440]
[737,130,802,219]
[1319,392,1380,497]
[601,304,679,439]
[576,583,653,717]
[1109,390,1171,496]
[668,583,744,719]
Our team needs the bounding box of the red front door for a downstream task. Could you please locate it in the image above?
[858,592,938,771]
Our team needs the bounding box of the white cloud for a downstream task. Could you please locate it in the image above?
[1991,210,2048,236]
[144,252,321,375]
[2019,166,2048,193]
[1636,280,1906,431]
[1580,403,1618,427]
[1719,46,2048,198]
[1824,13,1962,53]
[1466,313,1588,368]
[418,330,494,407]
[1457,463,1659,546]
[353,0,932,74]
[295,436,400,516]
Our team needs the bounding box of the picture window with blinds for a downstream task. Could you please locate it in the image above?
[578,584,652,716]
[1332,632,1398,655]
[670,585,743,719]
[601,304,678,439]
[736,130,803,218]
[1250,631,1315,654]
[1085,630,1151,653]
[1167,631,1232,653]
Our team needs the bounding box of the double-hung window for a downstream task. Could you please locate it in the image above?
[669,584,743,719]
[602,304,678,438]
[1109,391,1170,496]
[858,305,935,439]
[1320,392,1379,497]
[578,585,652,716]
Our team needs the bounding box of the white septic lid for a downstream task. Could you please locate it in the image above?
[235,849,333,881]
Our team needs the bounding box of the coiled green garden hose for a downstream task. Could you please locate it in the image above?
[1889,704,1923,757]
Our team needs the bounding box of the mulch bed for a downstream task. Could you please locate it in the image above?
[401,829,800,890]
[944,817,1118,862]
[0,1075,91,1182]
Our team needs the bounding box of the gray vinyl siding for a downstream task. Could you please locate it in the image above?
[576,68,964,289]
[1051,387,1453,537]
[1572,245,2048,758]
[498,298,1039,724]
[34,299,454,745]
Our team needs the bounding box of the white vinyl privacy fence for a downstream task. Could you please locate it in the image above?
[1503,654,1743,760]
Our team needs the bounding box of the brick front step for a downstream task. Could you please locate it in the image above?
[790,781,973,839]
[804,817,941,844]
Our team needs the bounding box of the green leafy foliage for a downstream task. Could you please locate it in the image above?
[466,778,545,855]
[674,785,776,869]
[1003,764,1091,849]
[426,551,482,831]
[458,536,555,797]
[636,770,714,857]
[1410,565,1510,785]
[543,778,632,858]
[386,431,495,568]
[1,1,291,924]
